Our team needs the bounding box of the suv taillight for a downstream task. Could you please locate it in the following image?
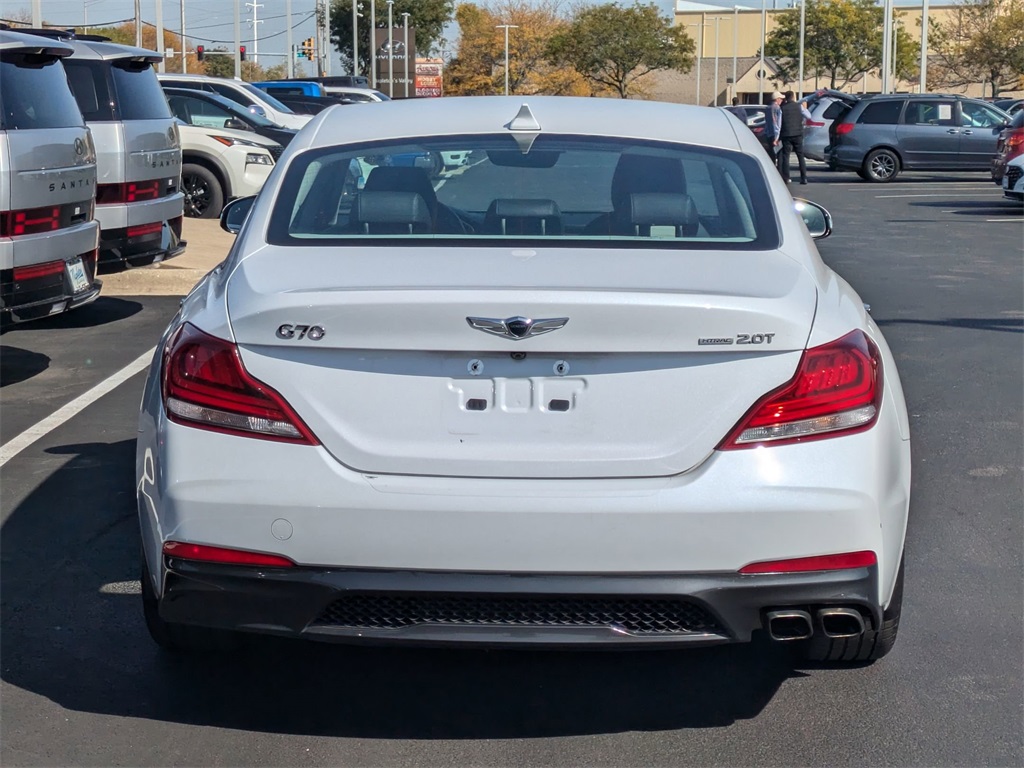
[835,123,855,136]
[1006,128,1024,160]
[161,323,319,444]
[719,330,882,449]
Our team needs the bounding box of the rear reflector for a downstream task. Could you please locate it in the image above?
[720,330,882,449]
[13,260,65,281]
[127,221,163,238]
[739,551,877,574]
[163,541,295,568]
[162,322,319,444]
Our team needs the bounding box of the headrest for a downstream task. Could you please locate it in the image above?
[623,193,700,236]
[356,191,431,232]
[363,166,437,212]
[488,199,561,220]
[610,155,686,208]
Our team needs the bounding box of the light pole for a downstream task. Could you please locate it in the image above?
[234,0,241,78]
[920,0,929,93]
[245,1,263,64]
[180,0,187,73]
[759,0,766,103]
[386,0,394,97]
[881,0,893,93]
[710,16,728,107]
[687,23,702,105]
[401,11,410,98]
[352,0,359,77]
[496,24,518,95]
[286,0,293,78]
[156,0,165,72]
[732,5,739,103]
[370,0,376,88]
[798,0,806,98]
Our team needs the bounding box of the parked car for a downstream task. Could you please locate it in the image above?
[21,28,185,271]
[802,89,860,162]
[1002,153,1024,202]
[177,123,280,219]
[724,104,768,140]
[138,96,910,665]
[828,94,1011,181]
[162,87,297,147]
[319,85,391,103]
[251,80,328,97]
[259,93,351,116]
[0,28,101,323]
[157,73,312,130]
[993,98,1024,116]
[991,109,1024,183]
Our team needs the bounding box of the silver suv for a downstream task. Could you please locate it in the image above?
[828,94,1011,182]
[802,89,860,162]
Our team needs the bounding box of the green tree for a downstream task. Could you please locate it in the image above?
[764,0,916,89]
[86,23,204,74]
[446,1,590,96]
[329,0,454,75]
[928,0,1024,97]
[547,2,694,98]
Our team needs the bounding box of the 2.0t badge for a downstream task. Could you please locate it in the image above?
[466,315,569,341]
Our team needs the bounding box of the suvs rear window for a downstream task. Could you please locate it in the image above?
[111,62,171,120]
[268,133,780,250]
[858,101,904,125]
[0,54,85,130]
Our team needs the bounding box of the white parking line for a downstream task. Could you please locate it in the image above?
[875,192,1001,198]
[985,218,1024,222]
[0,348,154,468]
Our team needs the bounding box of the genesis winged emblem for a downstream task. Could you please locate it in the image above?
[466,315,569,341]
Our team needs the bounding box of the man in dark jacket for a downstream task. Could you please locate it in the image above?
[779,91,812,184]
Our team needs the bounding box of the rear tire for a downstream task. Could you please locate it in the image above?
[801,555,904,664]
[181,163,224,219]
[141,547,240,652]
[862,148,901,182]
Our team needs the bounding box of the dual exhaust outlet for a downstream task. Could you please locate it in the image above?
[766,607,866,641]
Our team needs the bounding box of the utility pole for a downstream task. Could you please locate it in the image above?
[496,24,518,96]
[287,0,293,78]
[32,0,41,26]
[402,12,410,98]
[370,0,376,88]
[234,0,241,78]
[156,0,165,71]
[180,0,187,73]
[246,2,263,64]
[324,0,331,75]
[386,0,394,97]
[798,0,806,98]
[135,0,142,47]
[919,0,929,93]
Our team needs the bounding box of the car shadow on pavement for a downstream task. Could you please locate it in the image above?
[909,200,1023,215]
[876,317,1024,334]
[0,297,143,336]
[0,346,50,387]
[0,439,805,738]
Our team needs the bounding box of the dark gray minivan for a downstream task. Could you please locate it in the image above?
[828,94,1010,182]
[0,28,101,323]
[20,29,185,270]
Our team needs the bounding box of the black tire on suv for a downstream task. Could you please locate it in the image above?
[182,162,225,219]
[862,148,901,182]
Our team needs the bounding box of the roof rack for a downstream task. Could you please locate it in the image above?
[10,27,76,40]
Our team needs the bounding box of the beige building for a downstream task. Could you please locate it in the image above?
[660,0,1020,105]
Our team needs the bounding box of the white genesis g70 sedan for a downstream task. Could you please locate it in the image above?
[136,96,911,663]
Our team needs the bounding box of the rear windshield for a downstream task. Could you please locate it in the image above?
[268,134,779,250]
[0,54,84,130]
[64,59,170,121]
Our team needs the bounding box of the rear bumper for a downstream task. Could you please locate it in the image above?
[158,557,881,648]
[98,215,186,271]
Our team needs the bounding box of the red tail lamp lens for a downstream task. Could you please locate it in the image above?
[163,541,295,568]
[835,123,855,135]
[739,551,877,574]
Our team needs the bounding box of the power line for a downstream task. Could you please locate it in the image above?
[141,11,315,45]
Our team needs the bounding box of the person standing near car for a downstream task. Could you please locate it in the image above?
[766,91,784,163]
[778,91,812,184]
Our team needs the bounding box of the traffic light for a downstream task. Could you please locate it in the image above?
[196,45,205,61]
[239,45,247,61]
[301,37,315,60]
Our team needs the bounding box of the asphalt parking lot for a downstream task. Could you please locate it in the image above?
[1,167,1022,767]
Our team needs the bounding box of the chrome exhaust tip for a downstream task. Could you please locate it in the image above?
[766,609,814,641]
[818,607,866,638]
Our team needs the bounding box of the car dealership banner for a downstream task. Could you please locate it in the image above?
[372,27,417,98]
[415,59,443,98]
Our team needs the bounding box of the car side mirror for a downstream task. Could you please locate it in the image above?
[794,199,832,239]
[248,105,267,118]
[224,118,250,131]
[220,195,256,234]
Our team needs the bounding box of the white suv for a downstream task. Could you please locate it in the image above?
[177,123,281,218]
[157,74,311,130]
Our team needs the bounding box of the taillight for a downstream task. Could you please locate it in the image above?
[0,206,61,237]
[835,122,855,135]
[127,221,163,238]
[163,541,295,568]
[161,322,319,444]
[739,550,877,574]
[96,180,162,205]
[1006,129,1024,158]
[13,260,64,281]
[720,330,882,449]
